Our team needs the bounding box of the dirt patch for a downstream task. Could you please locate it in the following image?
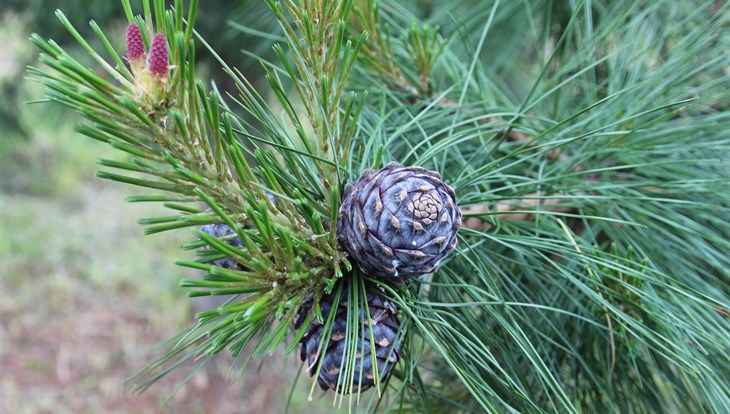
[0,184,335,413]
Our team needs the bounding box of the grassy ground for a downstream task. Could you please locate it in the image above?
[0,16,338,414]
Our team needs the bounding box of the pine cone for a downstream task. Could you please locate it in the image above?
[200,223,243,270]
[337,162,462,282]
[295,283,401,393]
[198,194,275,270]
[125,23,145,62]
[148,33,169,77]
[125,23,145,76]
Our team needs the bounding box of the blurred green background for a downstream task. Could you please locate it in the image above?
[0,2,340,413]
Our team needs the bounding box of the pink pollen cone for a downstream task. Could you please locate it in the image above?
[125,23,145,61]
[148,33,169,77]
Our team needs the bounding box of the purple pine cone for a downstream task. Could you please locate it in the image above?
[200,223,243,270]
[337,162,462,281]
[125,23,145,62]
[148,33,169,77]
[294,283,400,393]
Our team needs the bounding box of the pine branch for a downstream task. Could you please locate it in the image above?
[338,0,729,412]
[28,0,730,412]
[29,0,359,396]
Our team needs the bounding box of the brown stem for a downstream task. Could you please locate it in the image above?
[462,193,573,231]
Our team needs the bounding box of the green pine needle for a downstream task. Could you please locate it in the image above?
[29,0,729,412]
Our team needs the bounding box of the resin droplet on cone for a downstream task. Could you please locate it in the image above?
[337,162,462,282]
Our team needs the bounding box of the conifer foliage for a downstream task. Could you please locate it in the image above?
[29,0,729,412]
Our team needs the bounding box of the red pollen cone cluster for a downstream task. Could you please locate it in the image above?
[125,23,168,78]
[125,23,145,62]
[148,33,169,76]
